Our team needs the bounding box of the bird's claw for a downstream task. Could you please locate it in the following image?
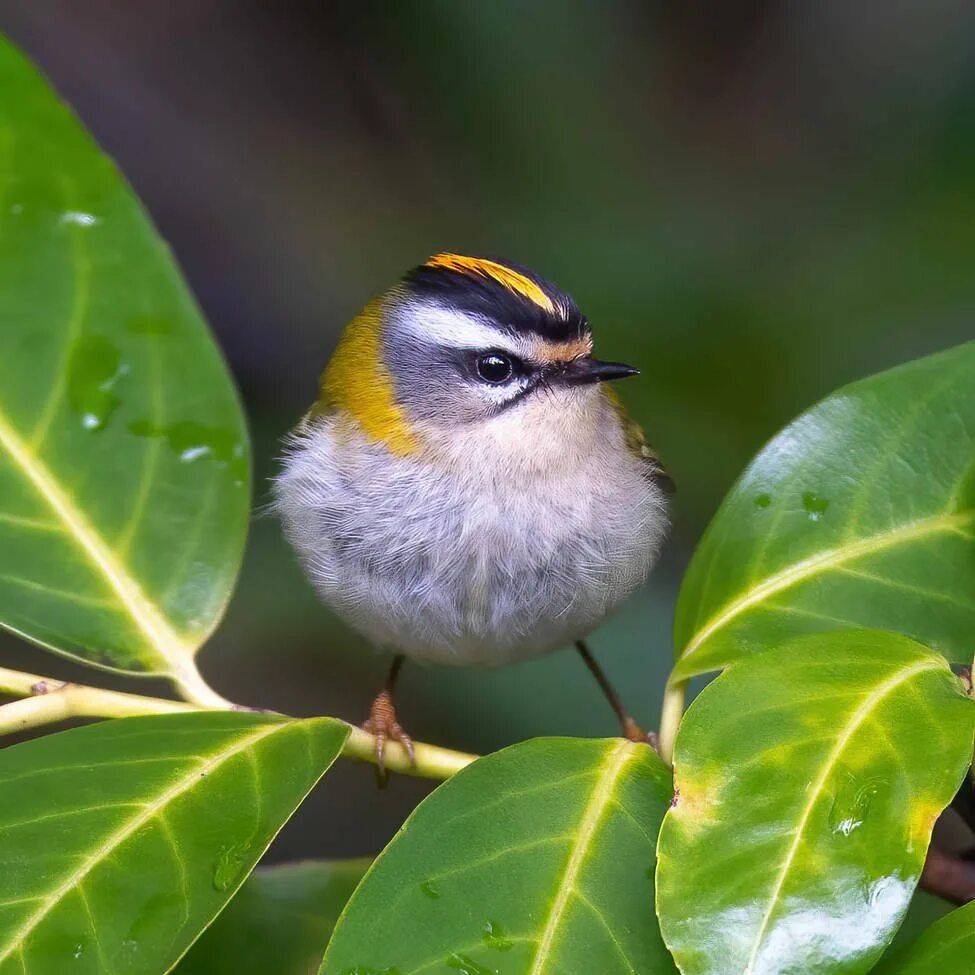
[363,690,415,785]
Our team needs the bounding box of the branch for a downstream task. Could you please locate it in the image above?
[344,725,475,780]
[0,665,476,781]
[921,846,975,905]
[0,682,193,734]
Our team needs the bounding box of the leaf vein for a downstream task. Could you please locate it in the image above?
[0,721,287,963]
[682,510,975,661]
[527,741,634,975]
[0,405,193,670]
[741,657,942,973]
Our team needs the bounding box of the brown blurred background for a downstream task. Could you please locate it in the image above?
[2,2,973,892]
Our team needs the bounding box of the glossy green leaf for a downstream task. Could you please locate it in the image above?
[0,711,347,974]
[323,737,676,975]
[672,342,975,680]
[0,39,250,681]
[656,631,975,975]
[177,859,369,975]
[873,900,975,974]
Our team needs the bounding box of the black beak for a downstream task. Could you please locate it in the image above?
[559,357,640,386]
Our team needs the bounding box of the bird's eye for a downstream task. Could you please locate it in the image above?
[476,353,514,384]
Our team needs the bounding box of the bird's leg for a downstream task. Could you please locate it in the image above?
[362,655,415,782]
[575,640,657,749]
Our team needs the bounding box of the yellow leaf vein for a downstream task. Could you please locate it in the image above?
[0,406,192,667]
[741,657,942,974]
[0,721,285,963]
[527,741,635,974]
[682,510,975,661]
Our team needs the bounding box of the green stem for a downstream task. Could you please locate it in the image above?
[344,725,475,780]
[658,678,686,766]
[169,658,237,709]
[0,683,192,735]
[0,664,476,781]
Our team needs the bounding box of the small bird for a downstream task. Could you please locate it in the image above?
[274,254,672,771]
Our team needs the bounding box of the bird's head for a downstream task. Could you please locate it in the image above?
[318,253,639,457]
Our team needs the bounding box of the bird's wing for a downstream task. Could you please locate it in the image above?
[604,387,675,495]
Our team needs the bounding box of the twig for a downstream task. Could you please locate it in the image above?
[0,664,477,781]
[921,846,975,905]
[344,726,474,780]
[0,683,192,734]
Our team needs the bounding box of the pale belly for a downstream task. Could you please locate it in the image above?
[275,415,668,666]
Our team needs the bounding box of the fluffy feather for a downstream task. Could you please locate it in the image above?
[274,384,668,665]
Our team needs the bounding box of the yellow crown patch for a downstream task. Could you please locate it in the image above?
[425,253,555,314]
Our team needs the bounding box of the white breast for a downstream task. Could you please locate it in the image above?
[274,390,668,665]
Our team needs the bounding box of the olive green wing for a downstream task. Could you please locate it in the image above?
[605,388,675,494]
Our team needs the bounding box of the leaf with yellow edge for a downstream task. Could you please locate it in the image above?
[656,631,975,975]
[323,737,677,974]
[0,712,348,975]
[672,342,975,680]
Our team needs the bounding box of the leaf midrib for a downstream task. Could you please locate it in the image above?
[741,656,941,974]
[527,740,634,975]
[0,403,191,668]
[681,510,974,663]
[0,720,287,963]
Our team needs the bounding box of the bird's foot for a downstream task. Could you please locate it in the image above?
[622,716,659,752]
[362,689,415,783]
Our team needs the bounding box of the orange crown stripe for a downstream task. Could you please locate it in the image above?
[425,253,555,314]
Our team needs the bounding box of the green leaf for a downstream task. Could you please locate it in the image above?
[873,900,975,974]
[322,737,677,975]
[672,342,975,680]
[0,711,347,974]
[177,860,369,975]
[0,39,250,684]
[656,631,975,975]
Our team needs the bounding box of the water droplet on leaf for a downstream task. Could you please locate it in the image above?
[60,211,99,227]
[802,492,829,521]
[482,920,513,951]
[446,953,495,974]
[67,334,125,432]
[419,880,441,899]
[212,842,249,891]
[829,776,882,837]
[127,419,247,481]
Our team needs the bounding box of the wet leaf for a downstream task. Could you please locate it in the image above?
[322,737,676,974]
[0,711,347,974]
[0,40,249,684]
[177,859,369,975]
[873,900,975,974]
[672,342,975,680]
[656,631,975,975]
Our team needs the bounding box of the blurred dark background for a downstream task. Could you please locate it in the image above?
[2,0,973,892]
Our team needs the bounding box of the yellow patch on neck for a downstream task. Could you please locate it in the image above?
[320,298,419,456]
[425,253,555,314]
